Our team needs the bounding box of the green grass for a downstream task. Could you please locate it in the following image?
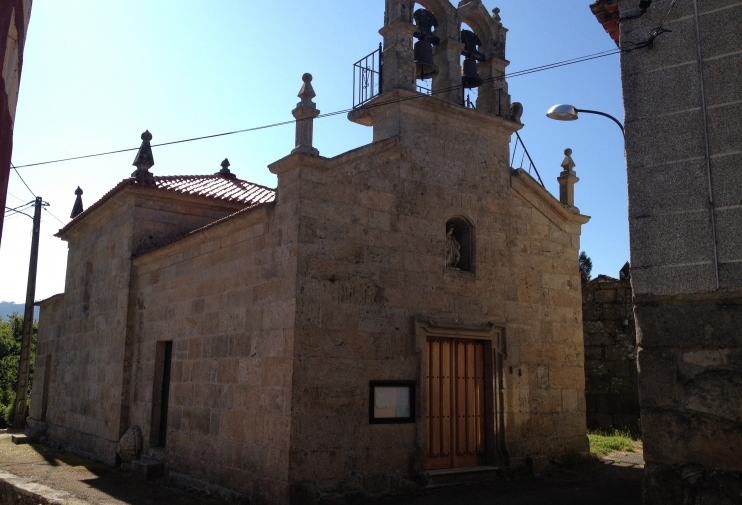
[588,429,641,457]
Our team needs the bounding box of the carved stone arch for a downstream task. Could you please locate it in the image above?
[411,0,458,40]
[445,214,475,273]
[456,1,510,116]
[457,1,496,57]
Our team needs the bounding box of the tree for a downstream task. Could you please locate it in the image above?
[579,251,593,283]
[0,314,37,428]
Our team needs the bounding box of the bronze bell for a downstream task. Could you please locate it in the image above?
[414,40,439,80]
[462,58,483,89]
[413,8,440,81]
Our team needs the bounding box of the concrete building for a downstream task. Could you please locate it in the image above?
[0,0,32,244]
[592,0,742,502]
[31,1,592,502]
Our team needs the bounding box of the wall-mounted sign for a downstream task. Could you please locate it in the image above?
[369,380,416,424]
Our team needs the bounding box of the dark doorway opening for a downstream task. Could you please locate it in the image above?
[150,341,173,448]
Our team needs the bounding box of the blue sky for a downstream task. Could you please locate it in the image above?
[1,0,628,302]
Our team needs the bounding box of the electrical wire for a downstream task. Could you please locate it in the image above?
[657,0,681,32]
[5,190,26,204]
[4,207,33,219]
[42,207,66,226]
[11,163,36,197]
[621,0,683,50]
[11,48,621,170]
[4,200,35,213]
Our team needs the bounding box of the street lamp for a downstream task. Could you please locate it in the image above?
[546,104,625,138]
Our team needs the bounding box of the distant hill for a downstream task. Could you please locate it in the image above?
[0,301,39,320]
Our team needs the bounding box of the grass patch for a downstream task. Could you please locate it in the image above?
[588,429,641,457]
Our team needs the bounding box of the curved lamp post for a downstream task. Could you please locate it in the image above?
[546,104,625,138]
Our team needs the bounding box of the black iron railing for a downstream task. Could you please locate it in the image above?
[353,43,383,109]
[416,82,432,95]
[464,90,477,109]
[463,88,505,114]
[511,131,545,188]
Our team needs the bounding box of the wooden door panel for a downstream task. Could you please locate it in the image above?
[427,338,487,469]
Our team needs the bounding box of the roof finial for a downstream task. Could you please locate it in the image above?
[131,130,156,187]
[297,73,317,107]
[558,148,580,212]
[292,73,320,156]
[217,158,237,179]
[70,186,84,218]
[493,7,501,21]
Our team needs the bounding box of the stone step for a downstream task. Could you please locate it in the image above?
[131,458,166,481]
[11,433,39,445]
[424,466,500,487]
[148,447,167,461]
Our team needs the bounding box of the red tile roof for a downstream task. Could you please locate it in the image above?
[56,174,275,237]
[152,175,275,205]
[590,0,621,45]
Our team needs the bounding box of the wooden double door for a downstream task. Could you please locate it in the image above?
[426,338,487,470]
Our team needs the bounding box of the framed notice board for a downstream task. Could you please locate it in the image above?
[369,380,416,424]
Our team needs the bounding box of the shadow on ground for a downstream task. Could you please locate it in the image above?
[0,434,224,505]
[365,456,643,505]
[2,434,642,504]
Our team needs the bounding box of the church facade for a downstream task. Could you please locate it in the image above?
[31,1,590,503]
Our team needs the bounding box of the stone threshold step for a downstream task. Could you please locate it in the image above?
[11,433,40,445]
[131,458,166,481]
[424,466,501,486]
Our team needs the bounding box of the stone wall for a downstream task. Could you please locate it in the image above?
[129,203,296,503]
[33,187,247,464]
[582,276,639,431]
[618,0,742,502]
[278,88,590,501]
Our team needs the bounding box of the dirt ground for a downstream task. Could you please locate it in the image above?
[368,455,643,505]
[0,432,225,505]
[0,432,643,504]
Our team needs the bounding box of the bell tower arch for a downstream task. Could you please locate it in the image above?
[457,1,511,116]
[379,0,511,116]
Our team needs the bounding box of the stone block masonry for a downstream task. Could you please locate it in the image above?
[614,0,742,502]
[32,1,594,502]
[582,275,639,431]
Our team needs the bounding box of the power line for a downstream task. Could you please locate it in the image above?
[43,207,66,226]
[11,163,36,197]
[4,200,35,213]
[11,48,621,170]
[5,190,26,203]
[4,206,33,219]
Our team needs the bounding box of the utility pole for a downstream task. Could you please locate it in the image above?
[13,196,42,429]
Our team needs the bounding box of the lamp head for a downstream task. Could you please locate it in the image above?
[547,104,579,121]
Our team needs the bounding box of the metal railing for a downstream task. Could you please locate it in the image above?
[353,43,383,109]
[511,131,545,188]
[416,82,432,95]
[464,90,477,109]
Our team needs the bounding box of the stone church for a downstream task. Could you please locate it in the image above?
[30,1,590,502]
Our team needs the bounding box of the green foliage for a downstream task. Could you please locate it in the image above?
[579,251,593,283]
[0,313,37,428]
[588,429,641,457]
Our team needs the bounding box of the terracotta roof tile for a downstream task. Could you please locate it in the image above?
[590,0,621,45]
[56,174,275,237]
[150,175,275,205]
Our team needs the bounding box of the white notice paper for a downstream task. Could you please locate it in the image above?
[375,387,397,409]
[396,387,410,406]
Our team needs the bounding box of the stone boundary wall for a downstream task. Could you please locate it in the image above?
[582,276,639,431]
[0,470,89,505]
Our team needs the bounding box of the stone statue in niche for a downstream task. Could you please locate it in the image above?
[446,225,461,269]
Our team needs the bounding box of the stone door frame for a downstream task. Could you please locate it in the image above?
[415,319,508,470]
